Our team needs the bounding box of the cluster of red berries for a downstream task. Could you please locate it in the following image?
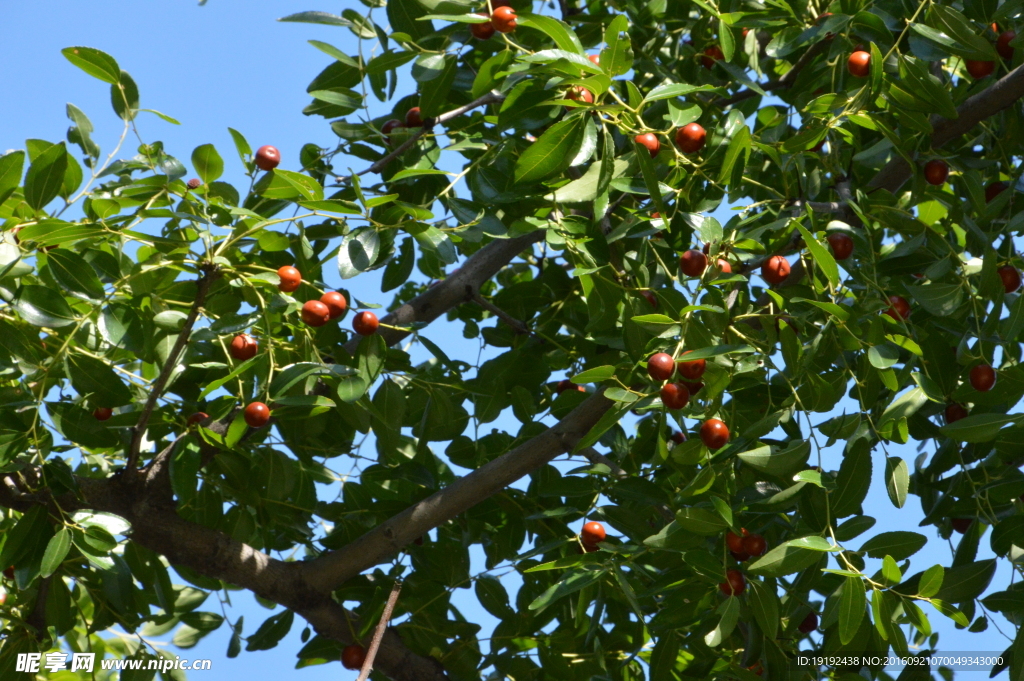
[380,107,427,144]
[275,266,379,335]
[726,528,767,561]
[468,2,517,40]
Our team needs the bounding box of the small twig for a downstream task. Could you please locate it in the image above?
[127,264,219,472]
[348,92,506,178]
[715,39,832,108]
[470,289,531,335]
[356,580,403,681]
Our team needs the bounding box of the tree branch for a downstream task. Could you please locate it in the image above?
[471,290,531,335]
[868,63,1024,194]
[348,92,506,178]
[128,264,219,472]
[303,390,614,593]
[357,580,403,681]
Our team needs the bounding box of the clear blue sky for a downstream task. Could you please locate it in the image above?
[1,2,1017,679]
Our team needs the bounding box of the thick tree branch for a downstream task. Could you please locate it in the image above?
[349,92,506,178]
[343,231,545,354]
[128,264,219,472]
[303,390,614,593]
[868,63,1024,194]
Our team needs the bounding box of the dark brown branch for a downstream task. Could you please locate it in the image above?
[128,264,219,472]
[471,290,531,335]
[357,580,403,681]
[303,390,614,593]
[715,39,832,108]
[349,92,506,178]
[868,62,1024,194]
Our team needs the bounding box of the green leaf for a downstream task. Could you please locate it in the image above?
[253,169,324,201]
[600,14,633,77]
[748,539,824,577]
[0,150,25,204]
[515,115,586,185]
[737,440,809,475]
[46,248,105,300]
[191,144,224,184]
[718,123,750,186]
[40,528,71,578]
[839,575,866,645]
[278,10,350,26]
[245,610,294,651]
[884,457,909,508]
[65,352,133,407]
[642,83,716,103]
[517,13,584,54]
[338,228,381,279]
[704,596,740,647]
[746,578,779,640]
[61,46,122,84]
[860,531,927,561]
[269,363,355,399]
[674,507,729,535]
[111,70,140,121]
[918,564,944,598]
[13,285,76,328]
[909,283,964,316]
[228,127,252,164]
[419,54,458,118]
[794,223,839,288]
[941,413,1023,442]
[935,560,996,603]
[572,366,616,384]
[24,142,68,211]
[528,568,605,612]
[928,5,999,61]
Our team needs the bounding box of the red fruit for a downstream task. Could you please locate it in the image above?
[647,353,676,381]
[567,86,594,105]
[798,612,818,634]
[680,250,709,277]
[682,380,703,395]
[747,662,764,677]
[884,295,911,321]
[743,534,767,557]
[761,255,791,285]
[970,364,997,392]
[588,54,600,66]
[847,50,871,77]
[2,566,13,580]
[581,521,606,545]
[966,59,995,79]
[635,133,661,158]
[556,379,585,395]
[715,258,732,274]
[277,265,302,293]
[660,383,690,410]
[641,290,658,308]
[321,291,348,319]
[827,232,854,260]
[244,402,271,428]
[675,123,706,153]
[718,569,745,596]
[405,107,423,127]
[353,311,379,336]
[700,418,730,449]
[998,265,1022,293]
[725,530,745,553]
[998,31,1016,60]
[945,403,968,424]
[951,518,973,534]
[254,145,280,171]
[381,119,403,135]
[702,242,711,255]
[93,407,113,421]
[301,300,331,327]
[470,16,496,40]
[701,45,724,69]
[186,178,201,189]
[731,550,750,561]
[924,159,949,186]
[230,334,258,361]
[670,431,686,444]
[341,644,367,671]
[987,181,1008,203]
[677,351,706,380]
[491,6,517,32]
[187,412,208,426]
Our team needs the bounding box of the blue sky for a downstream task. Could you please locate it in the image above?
[2,1,1019,679]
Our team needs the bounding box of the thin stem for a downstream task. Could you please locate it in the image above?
[355,580,403,681]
